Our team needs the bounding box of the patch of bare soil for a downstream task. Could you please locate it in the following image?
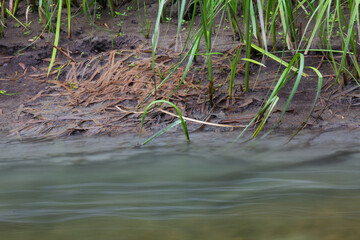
[1,1,360,139]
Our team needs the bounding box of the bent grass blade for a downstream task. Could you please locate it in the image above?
[139,100,190,145]
[335,0,359,84]
[2,6,29,31]
[229,53,307,146]
[251,44,308,77]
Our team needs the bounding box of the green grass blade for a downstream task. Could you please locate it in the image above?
[335,0,359,84]
[350,54,360,83]
[13,0,20,15]
[139,100,190,144]
[151,0,167,95]
[256,0,267,51]
[288,66,323,141]
[152,0,166,52]
[168,36,201,98]
[4,7,29,30]
[142,119,182,145]
[66,0,71,38]
[82,0,90,21]
[47,0,62,76]
[226,1,243,40]
[140,35,201,107]
[251,96,279,139]
[175,0,186,51]
[230,53,306,145]
[229,47,241,98]
[244,0,251,92]
[199,0,215,104]
[108,0,115,17]
[251,43,308,77]
[274,53,305,125]
[304,0,331,54]
[240,58,266,67]
[229,95,278,146]
[0,90,19,95]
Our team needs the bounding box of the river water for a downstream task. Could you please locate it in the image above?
[1,130,360,239]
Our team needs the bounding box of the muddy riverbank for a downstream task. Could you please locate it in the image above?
[1,0,360,139]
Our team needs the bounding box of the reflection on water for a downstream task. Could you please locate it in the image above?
[0,130,360,240]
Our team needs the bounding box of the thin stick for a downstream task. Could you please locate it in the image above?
[46,41,77,62]
[115,106,246,128]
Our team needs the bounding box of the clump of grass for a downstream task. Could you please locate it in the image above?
[145,0,355,142]
[2,0,357,142]
[137,0,150,39]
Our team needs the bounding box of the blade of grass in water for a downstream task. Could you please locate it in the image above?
[142,119,182,145]
[139,100,190,145]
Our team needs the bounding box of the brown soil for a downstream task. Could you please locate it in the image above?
[1,1,360,139]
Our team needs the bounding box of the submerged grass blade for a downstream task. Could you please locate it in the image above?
[142,119,182,145]
[230,53,306,145]
[139,100,190,145]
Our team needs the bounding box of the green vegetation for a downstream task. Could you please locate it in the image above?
[0,90,18,95]
[143,0,358,144]
[1,0,359,142]
[139,100,190,145]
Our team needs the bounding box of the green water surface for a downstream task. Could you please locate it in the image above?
[1,130,360,239]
